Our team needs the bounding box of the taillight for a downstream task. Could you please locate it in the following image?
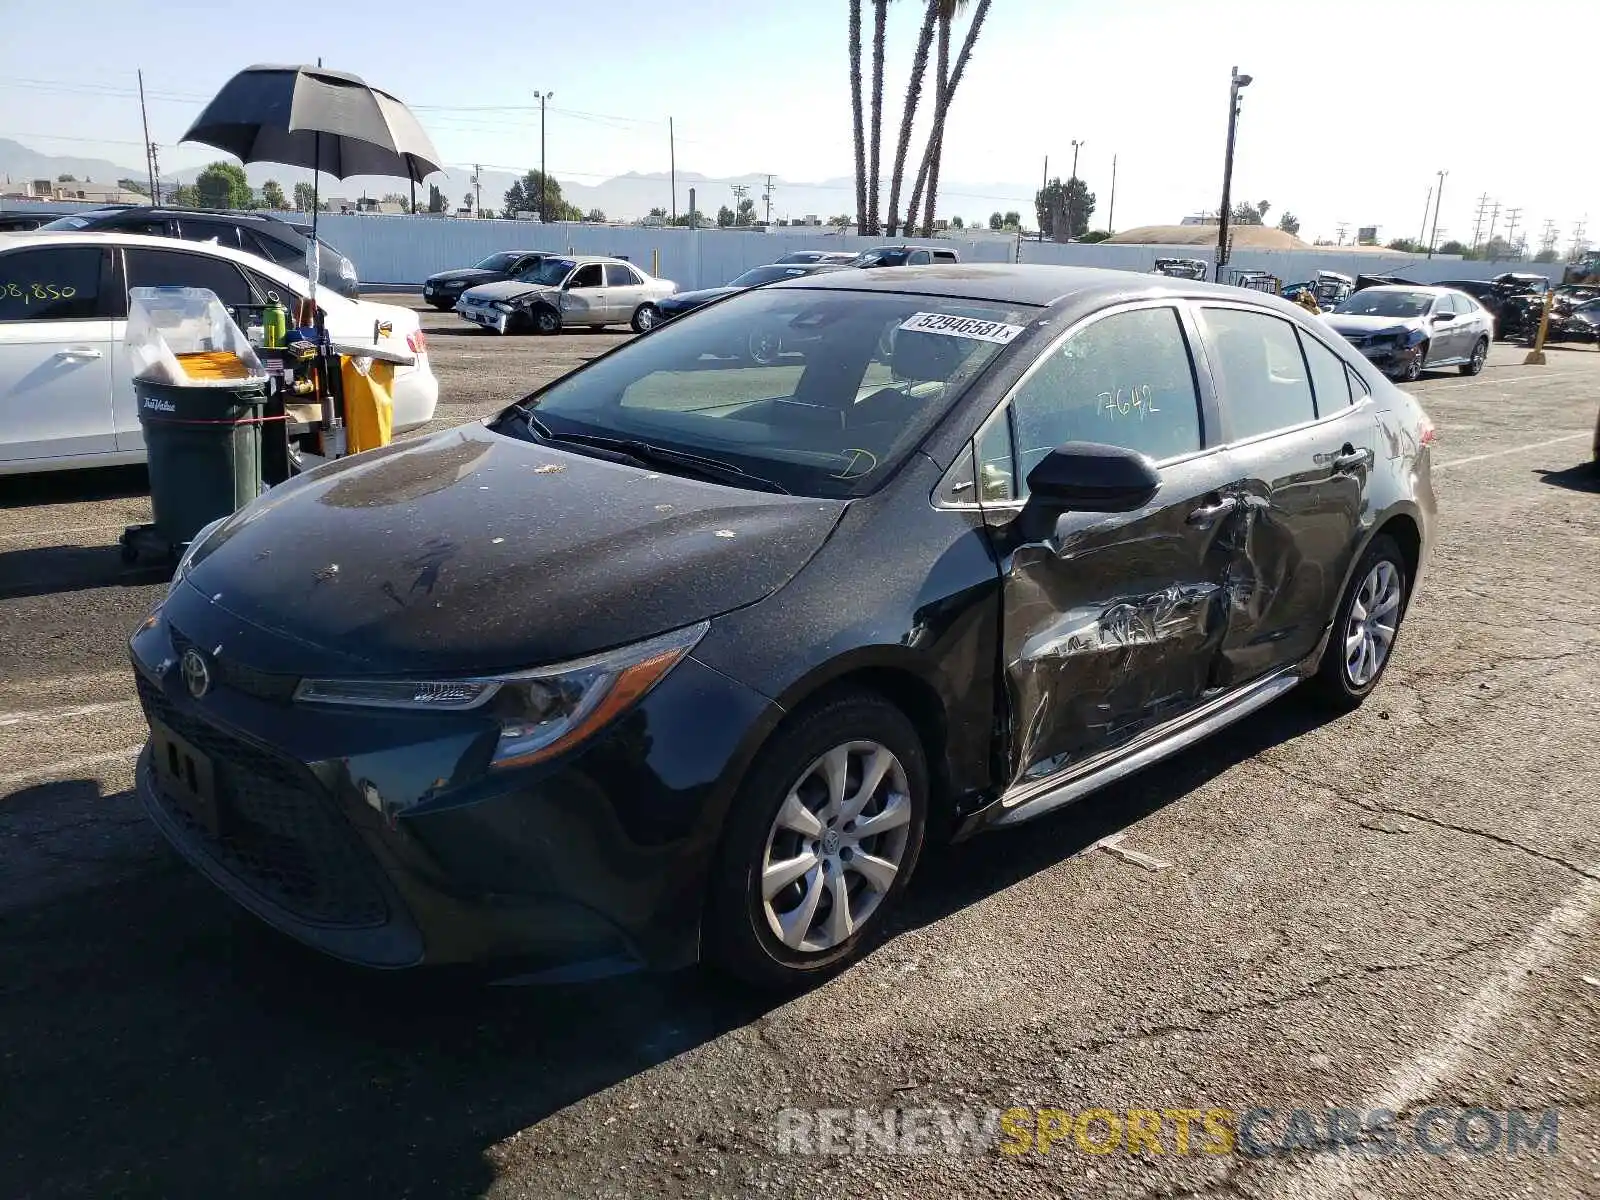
[407,329,427,355]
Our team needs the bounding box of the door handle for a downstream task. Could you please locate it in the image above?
[1187,495,1238,526]
[1332,446,1373,471]
[56,347,103,360]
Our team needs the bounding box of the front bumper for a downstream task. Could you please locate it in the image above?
[456,302,509,333]
[130,587,779,975]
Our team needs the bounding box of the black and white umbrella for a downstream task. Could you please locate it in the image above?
[182,64,443,299]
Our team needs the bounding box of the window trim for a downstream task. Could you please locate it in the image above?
[1190,299,1371,449]
[0,244,114,324]
[566,262,605,290]
[606,262,642,287]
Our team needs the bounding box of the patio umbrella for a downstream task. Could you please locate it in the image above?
[181,64,443,301]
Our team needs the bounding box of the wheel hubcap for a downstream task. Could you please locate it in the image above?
[760,740,912,954]
[1344,560,1402,687]
[639,308,656,329]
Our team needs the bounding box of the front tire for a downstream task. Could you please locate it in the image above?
[631,303,661,333]
[704,692,928,990]
[1460,336,1488,376]
[1397,342,1426,383]
[530,304,562,335]
[1306,534,1408,711]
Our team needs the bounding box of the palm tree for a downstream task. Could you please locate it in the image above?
[909,0,992,236]
[884,0,938,238]
[865,0,890,234]
[849,0,867,231]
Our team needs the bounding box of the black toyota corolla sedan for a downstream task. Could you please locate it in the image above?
[132,265,1436,988]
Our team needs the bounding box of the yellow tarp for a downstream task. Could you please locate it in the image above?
[342,357,395,454]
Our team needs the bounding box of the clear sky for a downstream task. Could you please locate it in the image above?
[2,0,1595,247]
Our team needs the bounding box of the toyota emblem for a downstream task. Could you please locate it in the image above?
[180,648,211,699]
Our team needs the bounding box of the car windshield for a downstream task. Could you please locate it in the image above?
[776,252,821,263]
[854,249,909,267]
[520,258,575,287]
[1335,290,1434,318]
[496,288,1036,498]
[511,257,550,281]
[728,265,814,288]
[38,214,94,231]
[475,252,522,272]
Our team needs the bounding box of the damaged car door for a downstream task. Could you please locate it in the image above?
[975,301,1241,786]
[1192,305,1378,686]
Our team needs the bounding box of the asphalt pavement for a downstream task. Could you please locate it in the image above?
[1,304,1597,1199]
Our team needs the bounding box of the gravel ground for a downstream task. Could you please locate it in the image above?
[1,302,1597,1199]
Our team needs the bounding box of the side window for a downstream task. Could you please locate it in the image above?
[242,230,302,268]
[568,264,604,289]
[125,249,257,308]
[120,219,170,238]
[0,246,104,321]
[1010,306,1204,483]
[909,250,932,265]
[1199,307,1316,440]
[1347,366,1371,403]
[606,263,641,287]
[176,220,242,250]
[245,270,301,311]
[1298,331,1352,414]
[974,407,1017,503]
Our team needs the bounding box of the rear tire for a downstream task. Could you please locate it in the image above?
[631,304,662,333]
[1305,534,1409,711]
[1460,336,1488,376]
[704,692,928,990]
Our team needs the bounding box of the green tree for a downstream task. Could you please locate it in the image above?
[168,183,198,207]
[1002,210,1021,230]
[717,205,736,228]
[293,182,324,212]
[949,215,964,229]
[1231,201,1264,226]
[117,178,149,197]
[1533,248,1559,263]
[1276,211,1301,236]
[502,170,572,220]
[735,197,757,226]
[427,184,446,214]
[989,211,1004,230]
[829,214,853,228]
[585,208,607,223]
[57,173,77,182]
[1386,237,1421,252]
[906,0,995,237]
[260,180,287,209]
[196,161,251,209]
[1080,229,1111,243]
[1437,240,1469,256]
[648,206,667,218]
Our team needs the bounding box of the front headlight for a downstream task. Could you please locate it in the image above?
[294,622,709,769]
[493,301,514,313]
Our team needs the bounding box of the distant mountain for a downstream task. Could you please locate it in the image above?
[0,138,1034,224]
[0,138,147,189]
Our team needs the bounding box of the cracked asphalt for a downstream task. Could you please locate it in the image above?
[1,304,1597,1199]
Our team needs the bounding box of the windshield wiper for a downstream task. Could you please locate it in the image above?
[526,414,789,494]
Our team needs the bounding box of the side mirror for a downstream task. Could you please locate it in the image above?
[1024,441,1161,515]
[1431,313,1454,323]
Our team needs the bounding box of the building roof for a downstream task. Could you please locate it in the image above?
[1105,224,1308,249]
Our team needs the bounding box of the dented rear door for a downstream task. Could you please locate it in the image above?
[975,301,1241,788]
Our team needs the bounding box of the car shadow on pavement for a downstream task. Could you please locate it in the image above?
[0,695,1339,1200]
[0,543,170,600]
[1535,463,1600,494]
[0,464,149,509]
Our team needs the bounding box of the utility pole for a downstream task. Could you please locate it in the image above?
[731,182,749,226]
[1427,169,1448,257]
[533,91,552,222]
[1107,153,1117,235]
[688,186,697,231]
[669,117,677,225]
[1539,219,1558,256]
[1214,67,1252,281]
[1485,201,1501,252]
[1418,185,1432,248]
[137,69,156,204]
[472,165,481,217]
[1471,193,1490,252]
[764,174,774,226]
[1067,138,1085,239]
[1503,208,1522,256]
[149,143,161,204]
[1336,222,1349,246]
[1571,220,1590,260]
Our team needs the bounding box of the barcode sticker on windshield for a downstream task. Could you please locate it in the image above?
[898,311,1026,345]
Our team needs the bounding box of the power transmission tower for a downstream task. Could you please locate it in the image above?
[731,183,750,225]
[1570,220,1590,259]
[1503,208,1522,256]
[1471,193,1490,250]
[763,174,774,225]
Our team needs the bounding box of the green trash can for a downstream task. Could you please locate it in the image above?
[136,377,269,549]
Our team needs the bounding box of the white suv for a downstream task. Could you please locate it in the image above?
[0,232,439,475]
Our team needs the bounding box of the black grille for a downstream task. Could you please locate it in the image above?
[168,624,300,703]
[137,674,389,929]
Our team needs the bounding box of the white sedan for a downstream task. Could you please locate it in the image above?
[1323,285,1494,382]
[0,231,439,475]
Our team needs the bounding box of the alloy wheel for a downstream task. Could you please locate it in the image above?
[1343,560,1402,687]
[759,741,912,954]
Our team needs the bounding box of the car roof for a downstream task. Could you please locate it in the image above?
[1356,284,1452,295]
[1,229,341,304]
[766,262,1304,308]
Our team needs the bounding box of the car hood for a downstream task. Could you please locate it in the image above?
[426,268,498,286]
[662,286,738,308]
[459,279,555,303]
[185,424,846,674]
[1325,314,1421,336]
